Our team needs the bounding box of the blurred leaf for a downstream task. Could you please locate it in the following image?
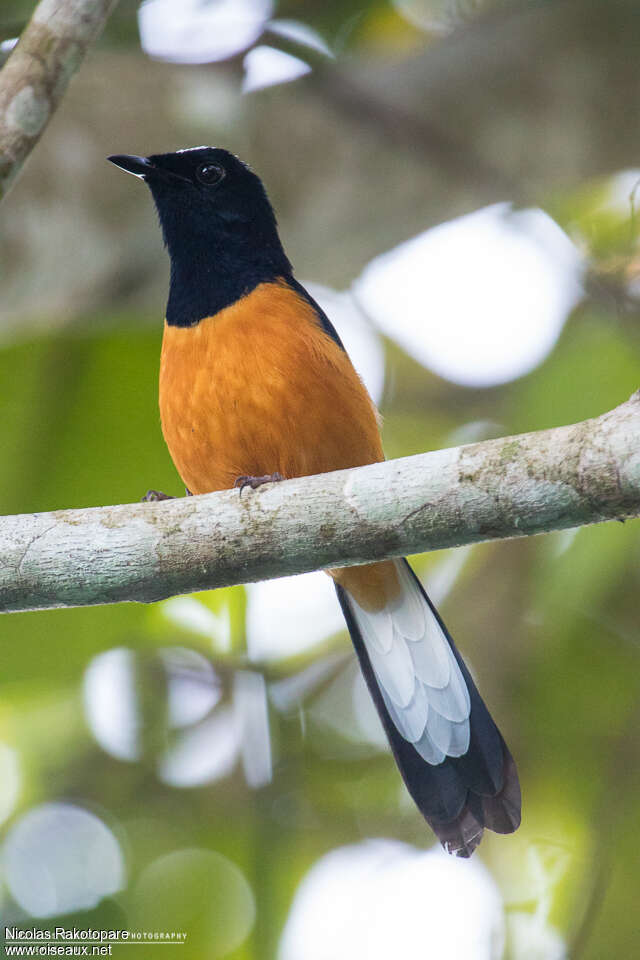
[132,848,255,957]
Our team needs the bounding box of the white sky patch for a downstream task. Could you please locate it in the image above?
[354,204,584,387]
[393,0,465,33]
[246,571,344,662]
[308,659,387,751]
[159,707,240,787]
[267,19,334,57]
[83,647,139,761]
[279,839,506,960]
[83,646,222,763]
[509,913,566,960]
[602,168,640,215]
[159,646,221,727]
[601,169,640,300]
[233,671,272,788]
[3,803,125,917]
[161,595,232,652]
[269,653,349,713]
[0,743,20,826]
[138,0,272,64]
[243,45,311,93]
[84,646,245,789]
[160,667,273,790]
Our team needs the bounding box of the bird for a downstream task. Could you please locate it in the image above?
[108,146,521,857]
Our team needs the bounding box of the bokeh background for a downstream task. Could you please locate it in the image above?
[1,1,640,957]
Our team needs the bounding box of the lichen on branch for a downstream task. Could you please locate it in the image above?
[0,393,638,614]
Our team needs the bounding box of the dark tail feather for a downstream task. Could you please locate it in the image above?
[335,562,520,857]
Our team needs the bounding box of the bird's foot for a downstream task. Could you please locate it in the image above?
[234,472,284,494]
[142,489,175,502]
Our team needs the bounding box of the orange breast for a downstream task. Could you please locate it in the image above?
[159,279,397,611]
[158,279,384,496]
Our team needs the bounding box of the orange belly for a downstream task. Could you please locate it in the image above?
[159,279,384,494]
[158,278,393,608]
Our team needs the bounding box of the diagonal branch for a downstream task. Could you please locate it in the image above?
[0,0,119,201]
[0,393,639,614]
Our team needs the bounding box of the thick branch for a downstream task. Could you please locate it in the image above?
[1,394,639,614]
[0,0,119,201]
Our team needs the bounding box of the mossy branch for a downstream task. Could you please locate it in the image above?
[0,394,638,613]
[0,0,119,201]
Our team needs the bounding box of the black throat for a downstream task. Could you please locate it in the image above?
[166,253,291,327]
[160,204,292,327]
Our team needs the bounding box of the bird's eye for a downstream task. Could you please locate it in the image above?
[195,162,225,185]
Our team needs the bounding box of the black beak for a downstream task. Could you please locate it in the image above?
[107,154,155,178]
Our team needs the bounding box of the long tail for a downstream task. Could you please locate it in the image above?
[335,558,520,857]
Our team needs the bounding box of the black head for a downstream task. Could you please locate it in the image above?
[108,147,291,326]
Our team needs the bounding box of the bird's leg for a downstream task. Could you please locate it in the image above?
[234,472,284,494]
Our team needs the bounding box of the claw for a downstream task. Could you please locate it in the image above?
[234,472,284,494]
[142,489,175,502]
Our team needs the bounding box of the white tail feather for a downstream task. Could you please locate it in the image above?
[379,679,428,742]
[344,559,471,765]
